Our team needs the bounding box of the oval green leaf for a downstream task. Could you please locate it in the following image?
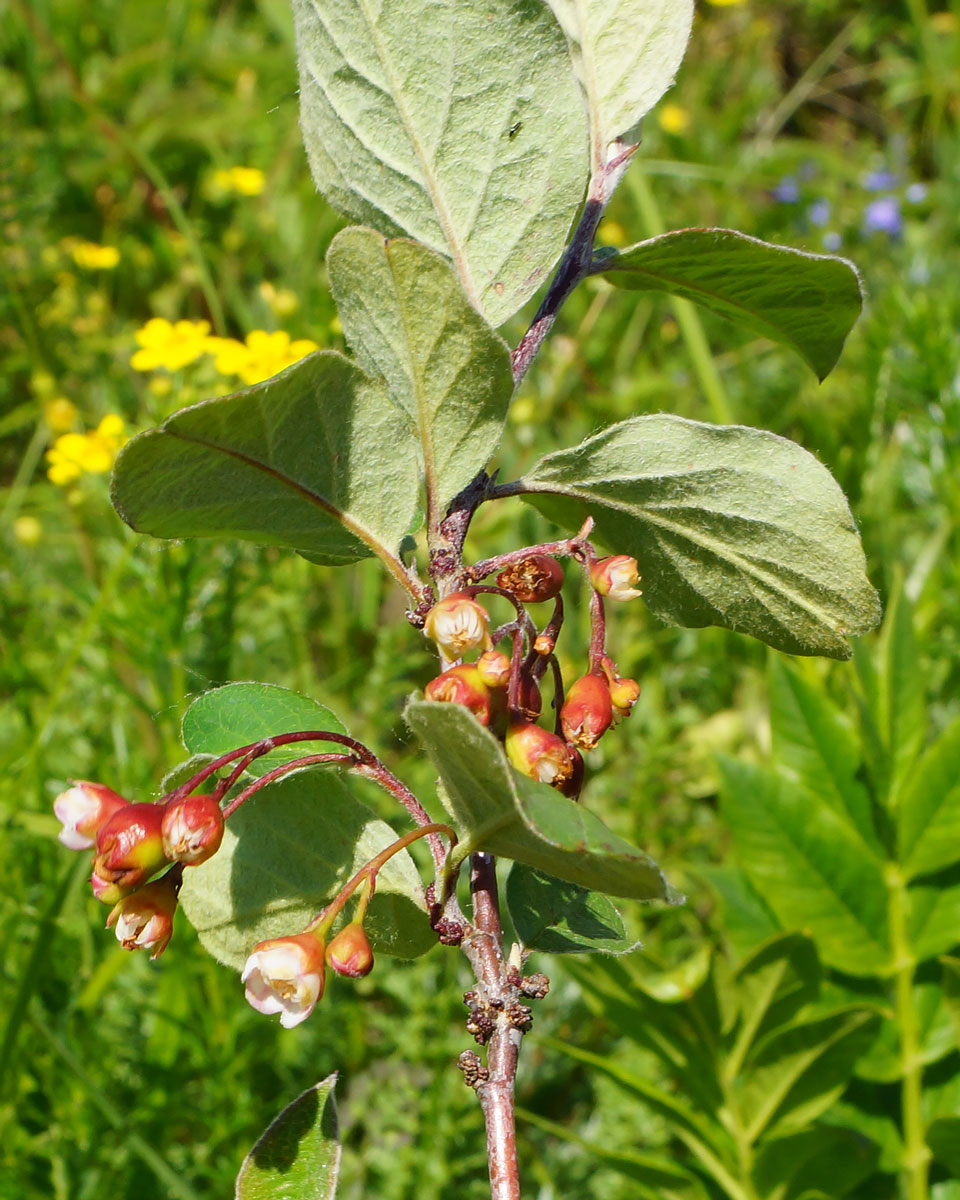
[594,229,863,380]
[515,414,880,659]
[405,698,669,901]
[506,863,636,954]
[327,229,514,516]
[111,351,420,571]
[292,0,587,327]
[236,1076,340,1200]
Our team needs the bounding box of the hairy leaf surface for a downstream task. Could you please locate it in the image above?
[516,414,880,658]
[236,1077,340,1200]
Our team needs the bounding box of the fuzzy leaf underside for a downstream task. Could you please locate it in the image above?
[236,1077,340,1200]
[597,228,863,379]
[327,228,514,514]
[517,414,880,659]
[545,0,693,167]
[405,698,669,901]
[292,0,587,327]
[111,352,420,567]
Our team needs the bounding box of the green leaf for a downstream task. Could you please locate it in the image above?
[291,0,587,327]
[718,757,892,976]
[897,716,960,880]
[727,933,820,1073]
[768,657,879,850]
[405,698,668,901]
[596,229,863,380]
[877,582,926,798]
[327,228,513,515]
[516,414,880,659]
[908,878,960,962]
[927,1116,960,1177]
[854,981,956,1082]
[943,957,960,1047]
[111,352,420,569]
[697,865,782,959]
[505,864,635,954]
[545,0,693,169]
[182,682,346,779]
[737,1007,880,1141]
[179,771,435,969]
[236,1076,340,1200]
[752,1126,879,1200]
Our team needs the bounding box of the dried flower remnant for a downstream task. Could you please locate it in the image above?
[496,555,564,603]
[242,933,326,1028]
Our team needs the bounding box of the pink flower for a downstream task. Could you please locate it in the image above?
[423,592,491,659]
[242,933,326,1029]
[590,555,642,601]
[161,794,224,865]
[106,871,180,959]
[53,780,128,850]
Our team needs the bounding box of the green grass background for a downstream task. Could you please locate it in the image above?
[2,0,960,1196]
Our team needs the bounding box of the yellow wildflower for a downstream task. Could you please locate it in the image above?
[131,318,211,372]
[212,166,266,197]
[46,415,127,486]
[599,220,627,247]
[72,241,120,270]
[44,397,79,433]
[13,516,43,547]
[259,281,300,318]
[208,330,319,386]
[658,103,690,135]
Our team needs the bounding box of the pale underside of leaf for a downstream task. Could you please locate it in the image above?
[516,414,880,658]
[293,0,587,326]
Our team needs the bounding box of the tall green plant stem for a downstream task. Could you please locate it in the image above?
[888,865,929,1200]
[625,171,733,425]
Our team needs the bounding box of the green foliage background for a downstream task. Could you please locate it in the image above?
[2,0,959,1197]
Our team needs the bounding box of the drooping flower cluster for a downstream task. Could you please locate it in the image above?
[421,544,642,797]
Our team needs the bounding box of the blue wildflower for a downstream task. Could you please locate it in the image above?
[822,232,843,252]
[773,176,799,203]
[864,169,898,192]
[863,196,902,237]
[906,182,928,204]
[807,199,831,228]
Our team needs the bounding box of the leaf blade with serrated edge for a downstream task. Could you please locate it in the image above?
[327,228,514,517]
[545,0,693,171]
[292,0,587,327]
[595,229,863,379]
[405,698,668,901]
[111,352,420,571]
[179,771,435,967]
[236,1076,340,1200]
[514,414,880,659]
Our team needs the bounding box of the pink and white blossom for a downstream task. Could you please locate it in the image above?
[53,780,128,850]
[242,933,326,1029]
[589,555,642,602]
[423,592,491,659]
[106,872,179,959]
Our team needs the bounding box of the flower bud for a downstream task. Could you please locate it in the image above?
[533,633,555,657]
[425,664,493,726]
[505,721,575,789]
[590,555,642,601]
[609,675,641,721]
[106,870,180,959]
[161,794,224,865]
[476,650,511,689]
[423,591,491,659]
[242,932,326,1028]
[497,555,564,603]
[326,923,374,978]
[560,674,614,751]
[92,802,169,904]
[53,780,128,850]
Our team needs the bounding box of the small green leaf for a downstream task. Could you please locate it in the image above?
[506,864,635,954]
[769,657,879,850]
[516,414,880,659]
[111,352,420,569]
[405,699,668,901]
[897,716,960,880]
[236,1076,340,1200]
[596,229,863,380]
[737,1007,881,1141]
[718,757,892,976]
[752,1126,878,1200]
[545,0,693,169]
[292,0,587,326]
[877,582,926,798]
[179,771,435,968]
[697,865,782,959]
[854,981,956,1082]
[728,933,820,1069]
[327,229,514,515]
[942,957,960,1046]
[908,878,960,962]
[182,682,346,779]
[927,1116,960,1177]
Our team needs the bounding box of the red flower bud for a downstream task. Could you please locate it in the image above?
[53,780,128,850]
[161,794,225,865]
[590,555,642,601]
[560,674,614,750]
[326,923,374,978]
[106,870,180,959]
[476,650,511,688]
[505,721,575,789]
[423,591,491,658]
[425,665,492,726]
[497,555,564,603]
[92,802,169,904]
